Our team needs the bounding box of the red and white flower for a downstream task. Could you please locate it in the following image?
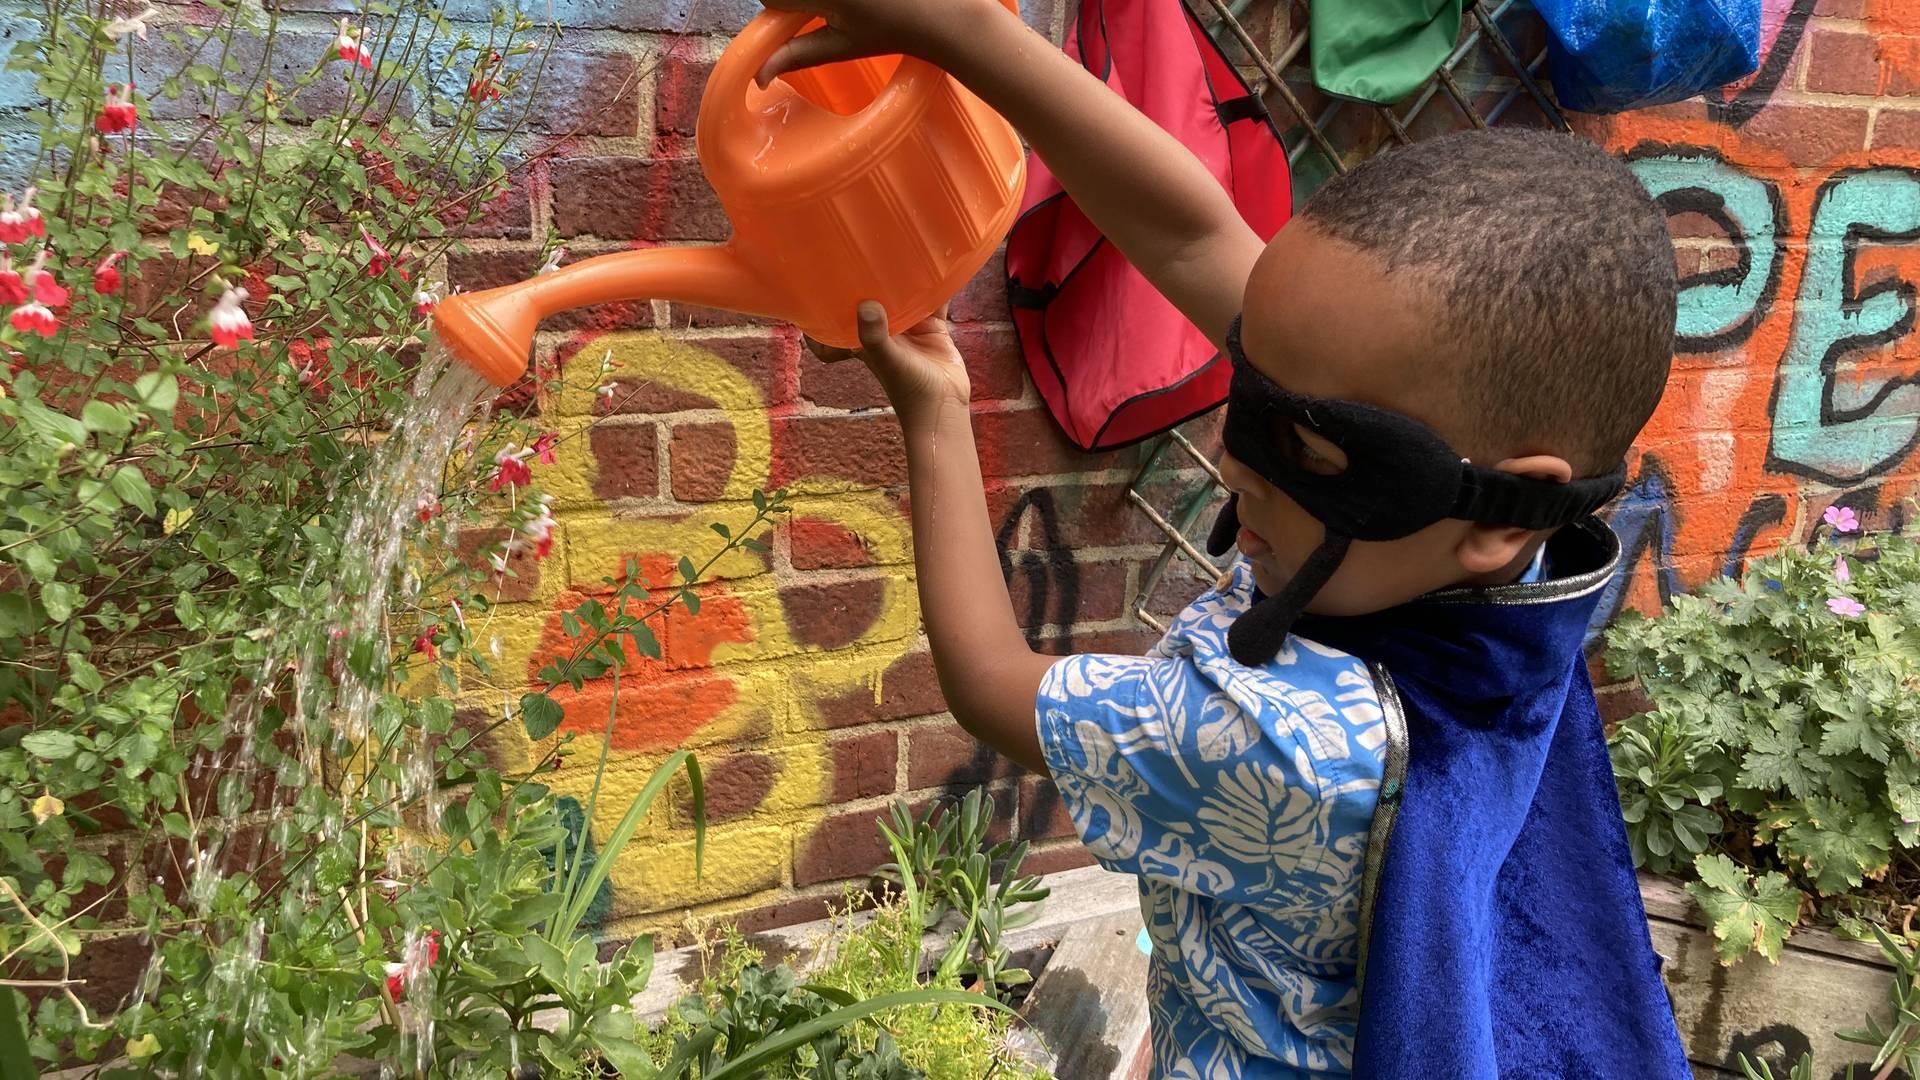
[530,431,559,465]
[209,287,254,349]
[536,246,565,275]
[104,4,158,40]
[0,188,44,244]
[96,83,137,134]
[415,495,440,523]
[336,19,374,69]
[8,301,56,337]
[360,225,391,276]
[93,250,127,295]
[525,495,557,559]
[467,51,504,101]
[450,598,466,631]
[24,252,68,308]
[489,443,534,492]
[0,254,25,304]
[412,282,439,317]
[411,628,437,660]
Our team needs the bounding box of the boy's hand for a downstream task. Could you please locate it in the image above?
[754,0,997,86]
[808,302,970,424]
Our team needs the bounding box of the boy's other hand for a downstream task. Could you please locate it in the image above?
[806,302,969,423]
[753,0,994,87]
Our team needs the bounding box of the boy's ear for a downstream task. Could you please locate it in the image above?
[1454,455,1574,575]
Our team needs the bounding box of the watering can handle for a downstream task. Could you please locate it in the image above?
[704,7,1013,139]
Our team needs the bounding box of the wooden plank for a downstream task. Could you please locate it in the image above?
[1640,873,1886,967]
[1017,909,1151,1080]
[1648,912,1895,1076]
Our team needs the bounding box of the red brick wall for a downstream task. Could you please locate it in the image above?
[320,0,1920,941]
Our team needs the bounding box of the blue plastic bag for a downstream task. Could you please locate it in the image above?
[1534,0,1762,114]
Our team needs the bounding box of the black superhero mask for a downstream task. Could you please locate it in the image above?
[1206,315,1626,666]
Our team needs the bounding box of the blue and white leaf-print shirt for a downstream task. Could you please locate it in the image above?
[1035,561,1388,1079]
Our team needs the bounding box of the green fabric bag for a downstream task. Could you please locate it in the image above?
[1310,0,1462,105]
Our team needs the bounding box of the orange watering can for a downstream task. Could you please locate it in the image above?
[434,5,1027,387]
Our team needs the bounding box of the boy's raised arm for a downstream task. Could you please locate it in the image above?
[758,0,1263,346]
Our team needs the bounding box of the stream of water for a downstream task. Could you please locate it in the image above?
[121,342,497,1077]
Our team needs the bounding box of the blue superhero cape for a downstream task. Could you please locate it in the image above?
[1295,519,1690,1078]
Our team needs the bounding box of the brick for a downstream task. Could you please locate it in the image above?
[1022,843,1097,876]
[790,518,878,569]
[1883,36,1920,96]
[664,303,774,329]
[950,248,1011,323]
[1019,777,1075,841]
[623,826,785,914]
[518,49,642,137]
[1872,109,1920,150]
[973,407,1135,479]
[1033,627,1162,656]
[551,158,729,242]
[1816,0,1867,13]
[800,351,889,411]
[1145,557,1219,616]
[452,162,535,239]
[779,578,888,649]
[729,893,849,937]
[830,730,900,802]
[1735,103,1871,166]
[655,54,714,138]
[669,421,736,501]
[589,421,660,499]
[796,806,893,885]
[1597,684,1656,730]
[1806,29,1882,95]
[907,724,1025,790]
[814,649,948,728]
[770,415,908,490]
[954,324,1029,402]
[456,527,544,601]
[442,0,761,34]
[683,751,777,823]
[1004,555,1130,626]
[446,248,654,332]
[596,333,787,414]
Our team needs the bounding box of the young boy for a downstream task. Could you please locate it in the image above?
[766,2,1689,1076]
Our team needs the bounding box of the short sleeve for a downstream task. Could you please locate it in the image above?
[1036,650,1382,905]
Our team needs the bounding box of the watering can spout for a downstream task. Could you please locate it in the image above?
[432,246,769,388]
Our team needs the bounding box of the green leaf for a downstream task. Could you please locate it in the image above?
[20,400,87,449]
[133,372,178,412]
[710,522,730,539]
[626,623,661,661]
[20,731,78,761]
[81,401,131,435]
[677,555,697,584]
[552,750,697,943]
[520,693,564,740]
[109,466,157,517]
[1686,854,1804,965]
[702,989,1013,1080]
[40,582,80,623]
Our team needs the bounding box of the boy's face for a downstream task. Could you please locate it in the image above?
[1221,222,1559,615]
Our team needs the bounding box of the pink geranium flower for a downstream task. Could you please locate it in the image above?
[1835,556,1852,585]
[1827,596,1865,618]
[1824,505,1860,534]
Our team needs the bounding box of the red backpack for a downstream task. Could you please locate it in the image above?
[1006,0,1292,450]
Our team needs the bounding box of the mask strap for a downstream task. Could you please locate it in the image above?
[1226,529,1351,667]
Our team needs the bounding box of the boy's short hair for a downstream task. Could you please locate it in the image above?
[1299,128,1676,475]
